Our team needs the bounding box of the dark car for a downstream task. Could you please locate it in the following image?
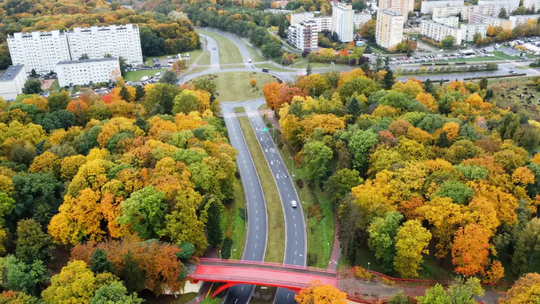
[262,68,269,73]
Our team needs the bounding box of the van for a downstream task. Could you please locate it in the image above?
[140,76,149,82]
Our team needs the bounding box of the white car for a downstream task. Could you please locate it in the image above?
[291,200,297,208]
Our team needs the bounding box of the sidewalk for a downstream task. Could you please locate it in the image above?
[327,216,341,270]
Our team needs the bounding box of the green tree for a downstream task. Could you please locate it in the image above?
[117,186,167,239]
[176,241,195,261]
[498,112,521,140]
[172,90,199,115]
[134,85,145,101]
[1,255,48,296]
[119,57,129,76]
[479,78,488,90]
[416,284,449,304]
[79,54,90,60]
[306,63,312,76]
[193,78,217,94]
[416,278,484,304]
[324,169,363,206]
[441,35,456,48]
[22,79,42,95]
[206,196,223,247]
[347,96,361,117]
[90,249,115,275]
[15,219,52,264]
[89,282,143,304]
[303,141,333,184]
[432,180,474,205]
[394,220,432,278]
[120,251,146,293]
[389,291,413,304]
[262,42,282,58]
[159,70,178,85]
[499,7,508,18]
[348,129,378,171]
[119,86,131,102]
[512,217,540,275]
[221,237,233,259]
[47,91,71,111]
[368,211,403,273]
[383,69,395,89]
[142,83,182,115]
[423,78,434,94]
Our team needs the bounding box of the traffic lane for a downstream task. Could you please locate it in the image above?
[201,28,251,64]
[199,33,220,67]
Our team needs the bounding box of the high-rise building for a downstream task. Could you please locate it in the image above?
[0,65,27,101]
[56,58,121,87]
[433,16,459,27]
[469,12,512,30]
[478,0,519,12]
[354,12,372,29]
[420,0,464,14]
[313,16,333,31]
[379,0,414,20]
[67,24,143,66]
[523,0,540,10]
[7,24,143,75]
[290,12,316,26]
[509,14,540,28]
[288,20,319,51]
[460,23,488,42]
[376,9,404,49]
[332,3,355,42]
[7,30,71,74]
[432,5,464,19]
[421,19,462,45]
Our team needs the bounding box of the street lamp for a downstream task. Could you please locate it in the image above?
[367,262,370,272]
[289,156,294,177]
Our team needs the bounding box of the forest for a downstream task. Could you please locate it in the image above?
[0,77,235,302]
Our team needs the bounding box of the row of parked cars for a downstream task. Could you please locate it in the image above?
[390,52,495,65]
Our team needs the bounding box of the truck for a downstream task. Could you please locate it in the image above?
[140,76,149,82]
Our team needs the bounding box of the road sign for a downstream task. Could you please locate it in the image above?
[261,128,268,131]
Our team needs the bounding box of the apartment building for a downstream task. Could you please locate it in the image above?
[524,0,540,10]
[469,12,512,30]
[290,12,315,25]
[379,0,414,20]
[421,19,462,44]
[67,24,143,66]
[460,23,488,42]
[432,5,464,18]
[478,0,519,12]
[288,20,319,51]
[420,0,464,14]
[509,14,540,28]
[354,12,372,28]
[0,65,27,101]
[433,16,460,27]
[332,3,355,42]
[313,16,333,31]
[7,30,71,74]
[376,9,404,49]
[56,58,120,87]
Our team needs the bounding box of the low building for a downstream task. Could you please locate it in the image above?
[288,20,319,51]
[313,16,333,31]
[433,16,459,27]
[376,9,404,49]
[0,65,27,101]
[354,12,372,28]
[460,23,488,42]
[421,19,462,45]
[56,58,120,87]
[420,0,464,14]
[509,14,540,28]
[469,12,512,30]
[290,12,315,26]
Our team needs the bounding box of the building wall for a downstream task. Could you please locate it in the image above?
[460,23,488,42]
[376,9,404,49]
[432,6,464,19]
[420,0,464,14]
[379,0,414,20]
[332,3,354,42]
[509,14,540,28]
[290,12,315,25]
[7,30,71,74]
[523,0,540,10]
[313,17,333,31]
[421,19,462,44]
[288,21,318,51]
[469,12,512,30]
[478,0,519,11]
[57,58,120,87]
[0,65,27,101]
[354,13,372,28]
[433,16,460,27]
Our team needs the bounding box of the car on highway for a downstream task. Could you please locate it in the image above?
[291,200,297,208]
[262,68,269,73]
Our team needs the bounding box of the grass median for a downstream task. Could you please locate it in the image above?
[220,178,246,260]
[237,116,285,263]
[199,30,243,65]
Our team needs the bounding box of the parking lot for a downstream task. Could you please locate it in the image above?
[389,50,496,65]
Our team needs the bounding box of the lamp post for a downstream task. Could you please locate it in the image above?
[289,156,294,177]
[367,262,370,272]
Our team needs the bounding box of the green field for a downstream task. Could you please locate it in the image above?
[199,30,243,65]
[189,72,278,102]
[124,68,167,82]
[238,116,285,264]
[50,79,60,91]
[235,107,246,113]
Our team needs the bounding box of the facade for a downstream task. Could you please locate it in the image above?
[0,65,27,101]
[464,3,511,20]
[376,9,404,49]
[332,3,355,42]
[379,0,414,20]
[469,12,512,30]
[509,14,540,28]
[478,0,519,12]
[288,20,319,51]
[460,23,488,42]
[432,5,464,18]
[56,58,120,87]
[290,12,315,25]
[420,19,462,44]
[354,12,372,28]
[67,24,143,66]
[7,30,71,74]
[420,0,464,14]
[313,16,333,31]
[524,0,540,10]
[433,16,460,27]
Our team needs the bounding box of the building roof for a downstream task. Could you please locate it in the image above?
[379,9,403,16]
[0,65,24,82]
[57,58,118,65]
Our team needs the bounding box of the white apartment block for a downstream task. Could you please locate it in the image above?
[290,12,315,25]
[0,65,27,101]
[332,3,355,42]
[376,9,404,49]
[509,14,540,28]
[524,0,540,10]
[56,58,120,87]
[288,20,319,51]
[313,16,333,31]
[420,0,464,14]
[433,16,460,27]
[469,12,512,30]
[379,0,414,20]
[432,5,464,18]
[67,24,143,66]
[460,23,488,42]
[354,12,372,28]
[478,0,519,12]
[421,19,462,44]
[7,30,71,74]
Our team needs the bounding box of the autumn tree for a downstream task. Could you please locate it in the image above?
[295,280,347,304]
[452,224,491,276]
[250,78,257,87]
[394,220,432,278]
[501,273,540,303]
[117,186,167,239]
[368,211,403,273]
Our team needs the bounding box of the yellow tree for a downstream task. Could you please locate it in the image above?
[394,220,432,278]
[501,273,540,303]
[295,280,347,304]
[250,78,257,87]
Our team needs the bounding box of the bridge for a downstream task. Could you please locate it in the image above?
[189,258,339,298]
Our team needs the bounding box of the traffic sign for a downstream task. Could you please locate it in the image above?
[261,128,268,131]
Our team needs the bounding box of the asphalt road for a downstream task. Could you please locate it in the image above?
[221,104,268,304]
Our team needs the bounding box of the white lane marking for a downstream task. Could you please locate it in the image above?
[287,194,290,197]
[241,287,244,291]
[253,253,255,258]
[256,235,258,238]
[235,299,238,304]
[295,250,297,255]
[293,216,295,219]
[295,241,297,245]
[294,224,296,228]
[293,260,296,265]
[257,225,259,230]
[255,243,257,248]
[256,210,258,214]
[295,231,297,236]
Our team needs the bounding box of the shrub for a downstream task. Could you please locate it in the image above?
[221,237,233,259]
[296,178,304,188]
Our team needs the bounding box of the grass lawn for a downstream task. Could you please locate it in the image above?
[492,51,519,60]
[184,67,209,77]
[220,178,246,260]
[188,72,278,102]
[235,107,245,113]
[201,296,222,304]
[258,104,269,111]
[237,116,285,264]
[124,69,167,82]
[141,292,197,303]
[245,43,266,62]
[50,79,60,91]
[199,30,243,65]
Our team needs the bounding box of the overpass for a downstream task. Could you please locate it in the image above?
[189,258,338,298]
